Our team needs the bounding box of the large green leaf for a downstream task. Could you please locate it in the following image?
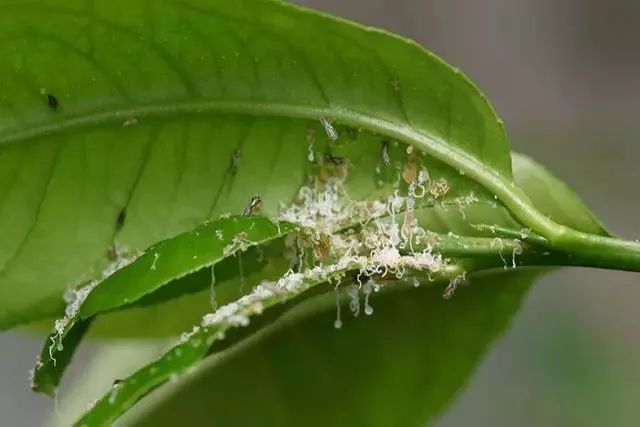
[0,0,519,329]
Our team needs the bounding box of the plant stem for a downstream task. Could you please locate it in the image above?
[423,232,640,273]
[549,228,640,272]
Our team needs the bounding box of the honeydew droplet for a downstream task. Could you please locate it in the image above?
[108,383,122,405]
[363,281,374,315]
[348,284,360,317]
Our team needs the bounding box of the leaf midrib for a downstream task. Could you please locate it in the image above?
[1,99,557,239]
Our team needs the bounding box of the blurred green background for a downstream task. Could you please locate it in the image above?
[2,0,639,425]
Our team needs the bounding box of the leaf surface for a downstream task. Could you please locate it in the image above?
[0,0,515,329]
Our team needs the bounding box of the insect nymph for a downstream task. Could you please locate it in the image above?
[242,196,262,216]
[320,117,339,141]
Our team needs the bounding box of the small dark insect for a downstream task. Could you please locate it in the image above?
[113,379,123,386]
[324,153,344,165]
[47,93,58,109]
[242,195,262,216]
[231,149,241,176]
[116,208,126,230]
[380,140,391,166]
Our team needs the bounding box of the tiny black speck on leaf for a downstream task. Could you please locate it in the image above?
[116,209,126,230]
[47,93,58,110]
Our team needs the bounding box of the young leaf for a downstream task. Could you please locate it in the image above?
[80,216,294,318]
[31,216,294,396]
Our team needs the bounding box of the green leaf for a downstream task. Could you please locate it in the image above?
[87,240,293,338]
[29,316,92,398]
[80,216,293,318]
[510,152,611,236]
[31,215,294,396]
[80,269,540,427]
[0,0,517,329]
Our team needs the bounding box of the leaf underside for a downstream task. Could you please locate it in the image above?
[0,0,514,329]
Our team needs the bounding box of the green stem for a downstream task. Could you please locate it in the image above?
[424,233,640,273]
[550,228,640,272]
[433,235,523,258]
